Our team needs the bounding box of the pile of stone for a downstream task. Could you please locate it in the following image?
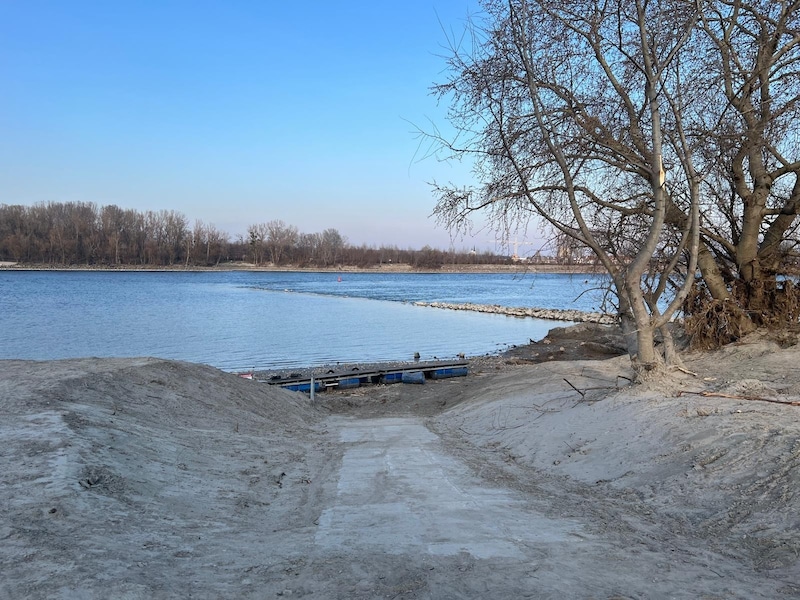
[413,301,615,324]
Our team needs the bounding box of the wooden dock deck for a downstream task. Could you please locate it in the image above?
[260,360,470,393]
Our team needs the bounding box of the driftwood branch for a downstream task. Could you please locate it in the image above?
[677,390,800,407]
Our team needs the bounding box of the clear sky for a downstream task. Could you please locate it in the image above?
[0,0,532,252]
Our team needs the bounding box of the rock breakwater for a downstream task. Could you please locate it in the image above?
[413,301,615,324]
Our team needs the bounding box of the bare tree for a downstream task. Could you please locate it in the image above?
[0,205,31,261]
[683,1,800,340]
[319,228,346,267]
[296,232,322,266]
[47,201,70,264]
[204,223,229,265]
[247,223,268,265]
[100,205,126,265]
[125,208,147,265]
[431,0,703,378]
[161,210,188,266]
[70,202,99,264]
[266,219,299,266]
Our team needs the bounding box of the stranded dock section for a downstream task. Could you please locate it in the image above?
[257,360,469,393]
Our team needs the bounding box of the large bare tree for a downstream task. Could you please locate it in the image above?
[684,0,800,341]
[432,0,704,378]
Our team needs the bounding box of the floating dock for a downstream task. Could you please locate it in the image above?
[261,360,469,393]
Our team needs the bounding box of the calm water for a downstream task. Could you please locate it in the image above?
[0,270,607,371]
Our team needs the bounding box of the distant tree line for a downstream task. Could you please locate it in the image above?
[0,202,510,268]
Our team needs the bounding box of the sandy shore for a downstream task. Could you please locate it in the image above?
[2,329,799,598]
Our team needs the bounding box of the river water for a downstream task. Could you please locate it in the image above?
[0,270,607,370]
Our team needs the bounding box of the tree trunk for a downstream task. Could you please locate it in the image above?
[658,323,682,368]
[617,279,666,381]
[632,324,662,380]
[697,244,729,301]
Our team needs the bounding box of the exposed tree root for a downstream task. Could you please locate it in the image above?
[684,279,800,350]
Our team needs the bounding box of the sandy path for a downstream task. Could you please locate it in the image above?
[316,416,582,559]
[300,414,786,599]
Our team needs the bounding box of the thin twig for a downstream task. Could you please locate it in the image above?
[677,390,800,407]
[673,366,698,376]
[582,385,624,392]
[564,378,626,399]
[563,378,585,398]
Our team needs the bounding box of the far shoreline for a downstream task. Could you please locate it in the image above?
[0,260,604,275]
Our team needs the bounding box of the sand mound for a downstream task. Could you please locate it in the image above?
[1,357,318,428]
[432,338,800,575]
[0,358,322,598]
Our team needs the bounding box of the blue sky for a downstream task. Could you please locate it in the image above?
[0,0,534,252]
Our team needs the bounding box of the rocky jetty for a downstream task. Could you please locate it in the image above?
[413,301,615,324]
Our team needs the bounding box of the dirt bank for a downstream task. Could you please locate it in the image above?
[2,333,798,598]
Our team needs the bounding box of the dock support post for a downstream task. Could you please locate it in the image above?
[310,376,315,402]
